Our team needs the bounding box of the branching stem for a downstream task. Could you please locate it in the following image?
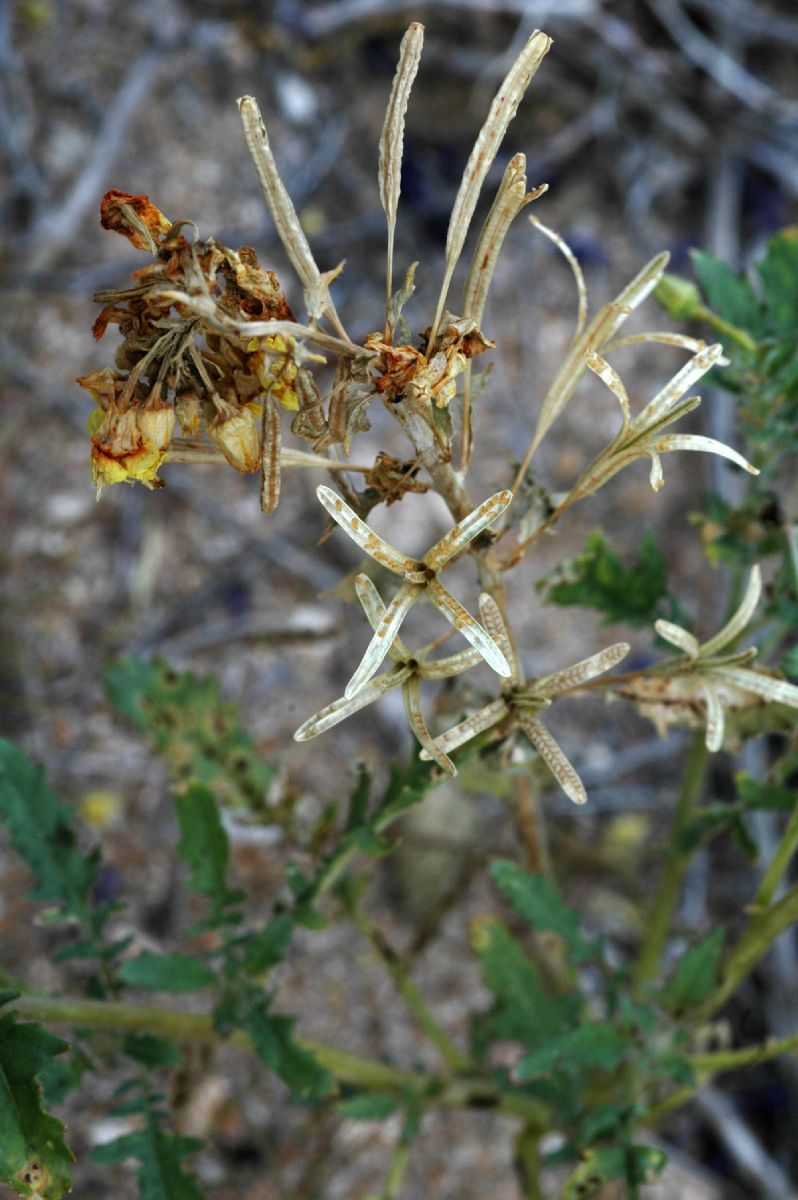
[633,732,709,987]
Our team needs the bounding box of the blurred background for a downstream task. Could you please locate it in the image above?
[2,0,798,1196]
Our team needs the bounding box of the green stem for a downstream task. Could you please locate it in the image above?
[641,1031,798,1128]
[11,992,549,1127]
[351,908,473,1072]
[515,1123,544,1200]
[693,303,757,353]
[689,1030,798,1074]
[695,883,798,1021]
[755,800,798,910]
[633,732,709,988]
[379,1118,415,1200]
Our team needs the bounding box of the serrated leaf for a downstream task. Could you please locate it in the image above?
[175,784,241,921]
[489,860,597,962]
[661,927,725,1014]
[0,740,98,925]
[230,986,332,1099]
[537,530,670,627]
[119,953,216,994]
[516,1022,627,1081]
[691,249,761,334]
[240,914,294,975]
[563,1144,666,1198]
[757,234,798,336]
[470,919,578,1053]
[0,1009,73,1200]
[91,1108,203,1200]
[106,658,274,815]
[338,1094,399,1120]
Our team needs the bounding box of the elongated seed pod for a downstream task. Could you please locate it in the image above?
[379,23,424,303]
[260,393,281,514]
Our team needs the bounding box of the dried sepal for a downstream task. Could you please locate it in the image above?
[424,489,513,569]
[699,680,725,752]
[478,593,519,686]
[402,673,456,775]
[605,332,708,354]
[427,578,510,678]
[711,666,798,709]
[429,29,552,349]
[419,698,510,761]
[652,434,759,478]
[702,566,762,657]
[523,251,669,463]
[419,647,483,680]
[529,214,587,338]
[585,350,630,425]
[636,343,726,428]
[355,573,410,662]
[260,393,281,513]
[294,665,412,741]
[517,716,587,805]
[570,342,756,500]
[316,485,421,577]
[654,620,700,659]
[534,642,630,695]
[317,486,516,695]
[379,22,425,303]
[345,583,422,699]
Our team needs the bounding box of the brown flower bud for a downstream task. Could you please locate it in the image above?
[138,390,176,453]
[175,389,203,437]
[208,403,262,473]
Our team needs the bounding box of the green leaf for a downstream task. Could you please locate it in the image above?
[516,1023,627,1081]
[175,784,241,921]
[489,860,597,962]
[783,645,798,680]
[240,914,294,976]
[221,986,333,1099]
[106,658,274,816]
[736,775,797,812]
[757,234,798,336]
[375,755,436,827]
[691,249,761,333]
[123,1033,181,1070]
[119,953,216,993]
[537,530,670,627]
[0,740,98,925]
[91,1106,203,1200]
[0,1009,73,1199]
[563,1144,666,1198]
[338,1094,399,1120]
[574,1103,629,1149]
[661,927,725,1014]
[470,919,578,1053]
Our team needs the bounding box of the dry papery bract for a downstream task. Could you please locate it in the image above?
[80,25,783,800]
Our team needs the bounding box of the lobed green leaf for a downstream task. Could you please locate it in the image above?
[0,1007,73,1200]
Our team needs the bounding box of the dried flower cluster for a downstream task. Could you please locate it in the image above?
[80,23,797,803]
